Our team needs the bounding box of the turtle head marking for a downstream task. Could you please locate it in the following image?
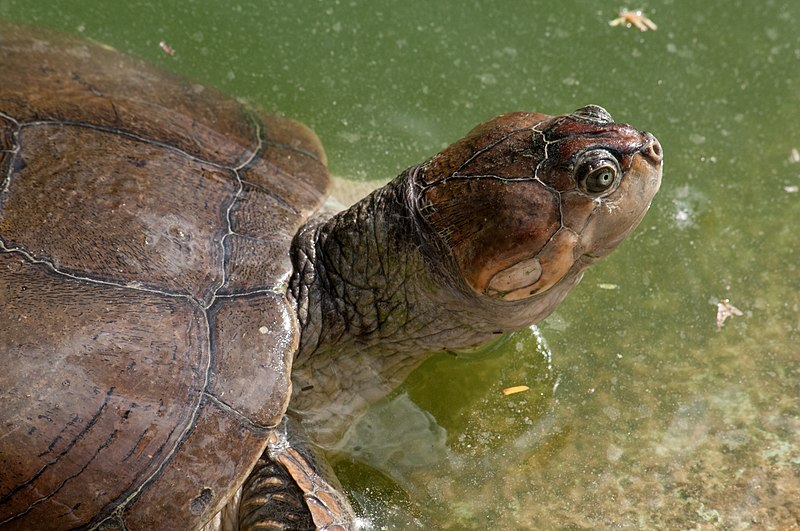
[416,105,662,302]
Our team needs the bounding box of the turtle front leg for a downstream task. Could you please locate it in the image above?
[238,419,355,531]
[237,455,315,530]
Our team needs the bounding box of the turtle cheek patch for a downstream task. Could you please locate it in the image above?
[485,228,580,301]
[486,257,543,297]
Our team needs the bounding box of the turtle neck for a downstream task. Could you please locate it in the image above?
[286,166,581,445]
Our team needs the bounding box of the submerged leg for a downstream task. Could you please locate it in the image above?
[238,418,355,531]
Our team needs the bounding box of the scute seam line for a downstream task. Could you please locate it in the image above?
[16,119,237,172]
[202,394,274,434]
[0,110,21,196]
[202,116,263,310]
[89,313,214,530]
[0,237,200,305]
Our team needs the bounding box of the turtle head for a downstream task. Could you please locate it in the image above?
[416,104,662,303]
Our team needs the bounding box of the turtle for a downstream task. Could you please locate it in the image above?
[0,24,662,531]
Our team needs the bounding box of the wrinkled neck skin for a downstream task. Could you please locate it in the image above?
[288,166,582,446]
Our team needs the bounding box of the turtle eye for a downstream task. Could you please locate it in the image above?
[574,149,621,196]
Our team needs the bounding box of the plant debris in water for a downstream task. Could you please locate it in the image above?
[159,40,175,56]
[715,298,743,330]
[609,9,658,31]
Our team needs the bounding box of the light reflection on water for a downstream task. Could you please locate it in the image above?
[3,0,799,527]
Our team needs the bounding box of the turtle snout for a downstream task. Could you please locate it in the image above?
[642,132,663,165]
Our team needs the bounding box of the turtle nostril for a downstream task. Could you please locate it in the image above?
[643,133,663,164]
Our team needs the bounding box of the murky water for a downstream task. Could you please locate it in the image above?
[3,0,798,528]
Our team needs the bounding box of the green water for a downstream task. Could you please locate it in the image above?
[3,0,798,528]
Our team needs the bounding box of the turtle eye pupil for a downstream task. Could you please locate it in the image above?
[575,150,621,196]
[584,166,617,193]
[588,169,613,191]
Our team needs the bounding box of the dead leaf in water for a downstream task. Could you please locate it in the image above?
[159,40,175,56]
[609,9,658,31]
[716,298,743,330]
